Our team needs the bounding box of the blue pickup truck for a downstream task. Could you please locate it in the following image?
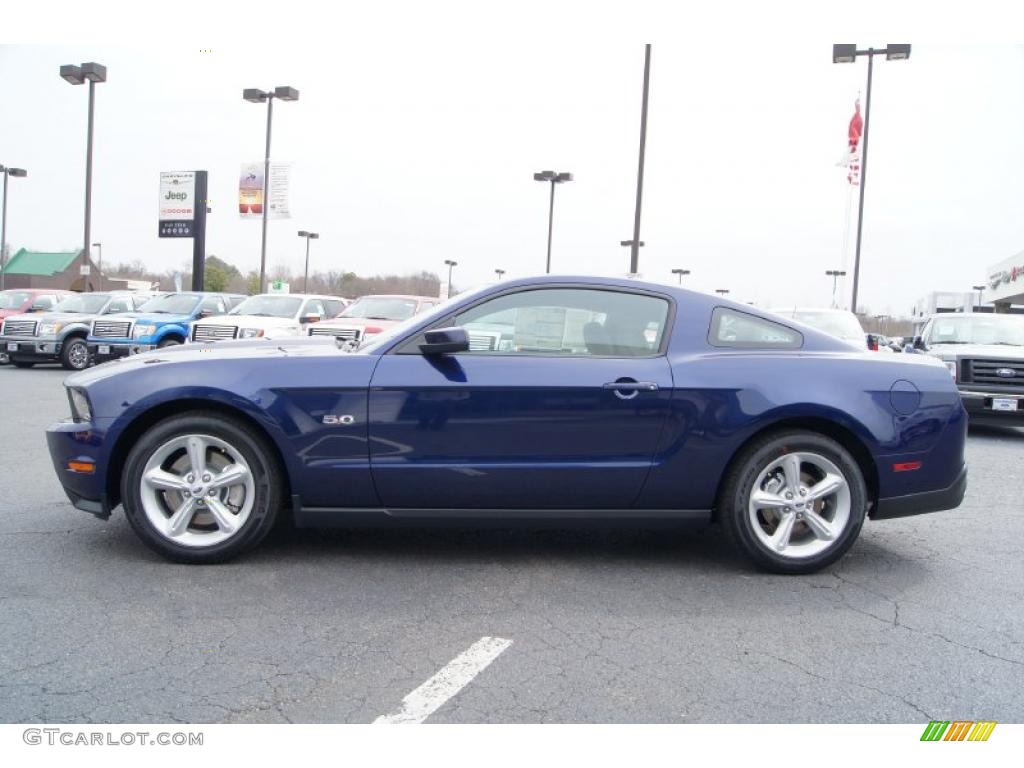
[88,292,244,363]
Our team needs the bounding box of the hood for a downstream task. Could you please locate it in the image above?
[5,311,96,326]
[114,312,193,325]
[193,314,299,329]
[924,343,1024,360]
[317,317,402,331]
[67,335,346,387]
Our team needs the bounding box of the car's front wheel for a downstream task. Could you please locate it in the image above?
[60,337,90,370]
[121,412,282,563]
[157,337,183,348]
[719,431,868,574]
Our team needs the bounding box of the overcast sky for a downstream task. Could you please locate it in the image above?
[1,39,1022,315]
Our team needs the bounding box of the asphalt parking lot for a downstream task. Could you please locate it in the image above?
[1,363,1022,724]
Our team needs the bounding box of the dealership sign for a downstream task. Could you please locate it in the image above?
[158,171,197,238]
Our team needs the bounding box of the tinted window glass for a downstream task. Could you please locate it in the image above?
[140,294,202,314]
[710,308,802,348]
[106,298,133,313]
[323,299,345,318]
[199,296,225,314]
[31,296,57,310]
[453,288,670,356]
[303,299,327,319]
[0,291,31,309]
[53,294,110,314]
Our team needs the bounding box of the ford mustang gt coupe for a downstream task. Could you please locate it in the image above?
[46,276,968,573]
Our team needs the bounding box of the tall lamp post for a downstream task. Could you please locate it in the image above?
[972,284,986,311]
[444,260,457,298]
[533,170,572,273]
[243,86,300,294]
[494,268,505,280]
[671,267,690,285]
[297,230,319,294]
[620,240,644,275]
[832,43,910,314]
[92,242,103,292]
[0,165,28,291]
[825,269,847,307]
[60,62,106,292]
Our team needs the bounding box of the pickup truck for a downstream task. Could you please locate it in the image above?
[88,292,245,364]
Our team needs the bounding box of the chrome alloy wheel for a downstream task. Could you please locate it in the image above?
[140,434,256,548]
[67,340,89,369]
[747,452,851,560]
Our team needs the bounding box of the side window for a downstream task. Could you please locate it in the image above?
[106,298,132,313]
[709,308,802,349]
[199,297,225,315]
[31,296,57,311]
[451,288,671,356]
[323,299,344,318]
[303,299,326,320]
[131,295,150,309]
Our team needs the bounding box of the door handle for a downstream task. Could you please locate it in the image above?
[602,381,659,391]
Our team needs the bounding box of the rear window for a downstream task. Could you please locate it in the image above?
[709,308,803,349]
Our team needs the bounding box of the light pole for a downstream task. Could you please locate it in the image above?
[495,268,505,280]
[832,43,910,314]
[92,242,103,292]
[972,284,985,311]
[244,86,299,294]
[671,267,690,285]
[825,269,847,307]
[620,240,644,275]
[60,62,106,292]
[0,165,28,291]
[627,44,653,277]
[297,230,319,294]
[444,260,457,298]
[533,170,572,273]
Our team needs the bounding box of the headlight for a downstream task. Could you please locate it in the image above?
[68,388,92,423]
[39,322,63,336]
[239,328,264,339]
[132,324,157,338]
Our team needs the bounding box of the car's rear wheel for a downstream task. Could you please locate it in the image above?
[121,412,281,563]
[719,431,867,574]
[60,337,90,370]
[11,359,35,369]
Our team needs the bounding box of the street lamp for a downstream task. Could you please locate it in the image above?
[0,165,28,291]
[244,85,300,294]
[671,268,690,285]
[297,231,319,294]
[832,43,911,314]
[972,284,986,311]
[444,260,457,298]
[60,62,106,292]
[533,170,572,274]
[620,240,644,276]
[495,268,505,280]
[825,269,847,307]
[92,242,103,292]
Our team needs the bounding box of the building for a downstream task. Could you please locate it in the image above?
[0,248,121,292]
[983,250,1024,310]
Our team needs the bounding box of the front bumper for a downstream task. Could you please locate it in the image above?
[88,341,154,363]
[873,464,968,520]
[46,419,111,519]
[0,336,63,361]
[958,388,1024,423]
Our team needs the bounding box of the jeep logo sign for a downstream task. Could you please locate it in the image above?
[158,171,197,238]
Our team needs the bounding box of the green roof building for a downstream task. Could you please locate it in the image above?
[0,248,109,291]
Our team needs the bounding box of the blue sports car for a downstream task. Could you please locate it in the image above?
[46,276,968,573]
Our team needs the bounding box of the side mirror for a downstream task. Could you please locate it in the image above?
[419,326,470,355]
[299,313,321,324]
[913,335,927,351]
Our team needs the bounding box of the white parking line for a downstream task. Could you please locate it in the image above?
[373,636,513,724]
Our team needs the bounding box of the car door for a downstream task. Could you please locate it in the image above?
[367,286,675,510]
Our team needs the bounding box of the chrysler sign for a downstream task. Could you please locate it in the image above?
[158,171,196,238]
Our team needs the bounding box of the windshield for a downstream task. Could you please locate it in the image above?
[786,310,865,342]
[340,296,419,321]
[139,293,202,315]
[52,293,111,314]
[355,288,488,353]
[0,291,31,309]
[229,295,303,318]
[926,315,1024,346]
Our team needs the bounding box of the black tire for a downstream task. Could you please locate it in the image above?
[718,430,868,575]
[121,411,282,563]
[157,337,183,348]
[11,359,35,369]
[60,336,90,370]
